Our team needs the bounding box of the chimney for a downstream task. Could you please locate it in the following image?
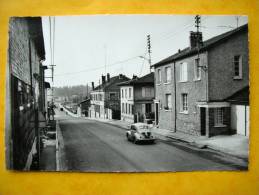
[91,82,94,90]
[119,74,123,79]
[189,31,203,48]
[132,74,137,80]
[101,75,106,84]
[107,73,110,82]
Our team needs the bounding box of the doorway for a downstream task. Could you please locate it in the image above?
[200,107,206,136]
[155,103,159,125]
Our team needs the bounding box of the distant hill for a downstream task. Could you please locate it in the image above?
[54,85,91,100]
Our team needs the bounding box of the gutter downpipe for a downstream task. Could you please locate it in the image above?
[173,61,177,133]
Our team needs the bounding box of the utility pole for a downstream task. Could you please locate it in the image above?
[147,34,152,72]
[45,64,56,120]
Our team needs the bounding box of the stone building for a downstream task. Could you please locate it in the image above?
[5,17,46,170]
[118,72,155,123]
[152,24,249,137]
[89,73,130,120]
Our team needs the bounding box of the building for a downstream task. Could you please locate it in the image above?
[77,98,91,117]
[89,73,130,120]
[226,86,249,137]
[5,17,46,170]
[152,24,249,137]
[118,73,155,123]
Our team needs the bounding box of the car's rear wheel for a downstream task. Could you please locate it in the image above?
[133,137,138,144]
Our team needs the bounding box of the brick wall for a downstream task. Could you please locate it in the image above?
[7,18,43,170]
[208,30,249,101]
[155,63,175,130]
[175,52,208,135]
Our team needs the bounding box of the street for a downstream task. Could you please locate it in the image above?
[56,110,245,172]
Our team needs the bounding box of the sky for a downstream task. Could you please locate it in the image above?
[41,15,248,87]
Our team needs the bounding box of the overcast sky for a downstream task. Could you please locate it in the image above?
[41,15,248,87]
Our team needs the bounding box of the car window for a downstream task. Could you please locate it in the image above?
[139,125,148,129]
[131,125,136,130]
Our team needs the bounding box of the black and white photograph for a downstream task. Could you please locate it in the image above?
[5,15,249,172]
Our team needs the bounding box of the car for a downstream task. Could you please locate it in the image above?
[126,123,155,144]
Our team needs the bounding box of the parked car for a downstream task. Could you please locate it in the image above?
[126,123,155,144]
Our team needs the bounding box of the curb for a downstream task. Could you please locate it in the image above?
[56,120,68,171]
[166,134,248,160]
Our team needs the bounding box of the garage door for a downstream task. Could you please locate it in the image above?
[231,105,249,136]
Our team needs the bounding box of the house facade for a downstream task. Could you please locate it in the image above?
[89,73,130,120]
[5,17,46,170]
[153,24,249,137]
[118,73,155,123]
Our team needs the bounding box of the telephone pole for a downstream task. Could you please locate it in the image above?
[147,34,152,72]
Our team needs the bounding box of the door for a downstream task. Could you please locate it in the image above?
[232,105,249,136]
[155,103,159,125]
[200,107,206,136]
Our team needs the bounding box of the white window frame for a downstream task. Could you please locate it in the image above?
[233,55,243,79]
[180,93,188,114]
[179,62,188,82]
[194,58,201,81]
[214,108,225,127]
[165,66,171,83]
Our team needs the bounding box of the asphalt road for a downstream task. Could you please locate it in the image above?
[56,110,244,172]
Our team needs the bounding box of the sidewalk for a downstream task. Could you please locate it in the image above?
[86,116,248,159]
[39,139,56,171]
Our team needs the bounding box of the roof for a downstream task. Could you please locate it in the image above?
[117,72,154,86]
[78,99,91,105]
[153,24,248,68]
[27,17,46,60]
[225,86,249,104]
[93,74,130,91]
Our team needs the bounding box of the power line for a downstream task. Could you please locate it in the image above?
[54,55,143,77]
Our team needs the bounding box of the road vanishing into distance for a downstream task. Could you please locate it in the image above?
[56,110,247,172]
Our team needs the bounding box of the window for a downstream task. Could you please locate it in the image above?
[125,89,127,98]
[214,108,224,126]
[194,58,201,80]
[179,62,188,82]
[122,103,124,113]
[121,89,124,98]
[125,103,128,114]
[142,87,146,97]
[157,69,162,84]
[181,93,188,113]
[109,93,116,100]
[128,104,131,114]
[129,88,132,98]
[165,66,171,83]
[233,55,242,79]
[165,94,172,110]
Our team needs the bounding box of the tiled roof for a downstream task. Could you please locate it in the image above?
[225,86,249,104]
[153,24,248,68]
[93,74,129,91]
[117,72,154,86]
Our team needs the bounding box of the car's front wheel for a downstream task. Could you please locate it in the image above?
[126,133,130,141]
